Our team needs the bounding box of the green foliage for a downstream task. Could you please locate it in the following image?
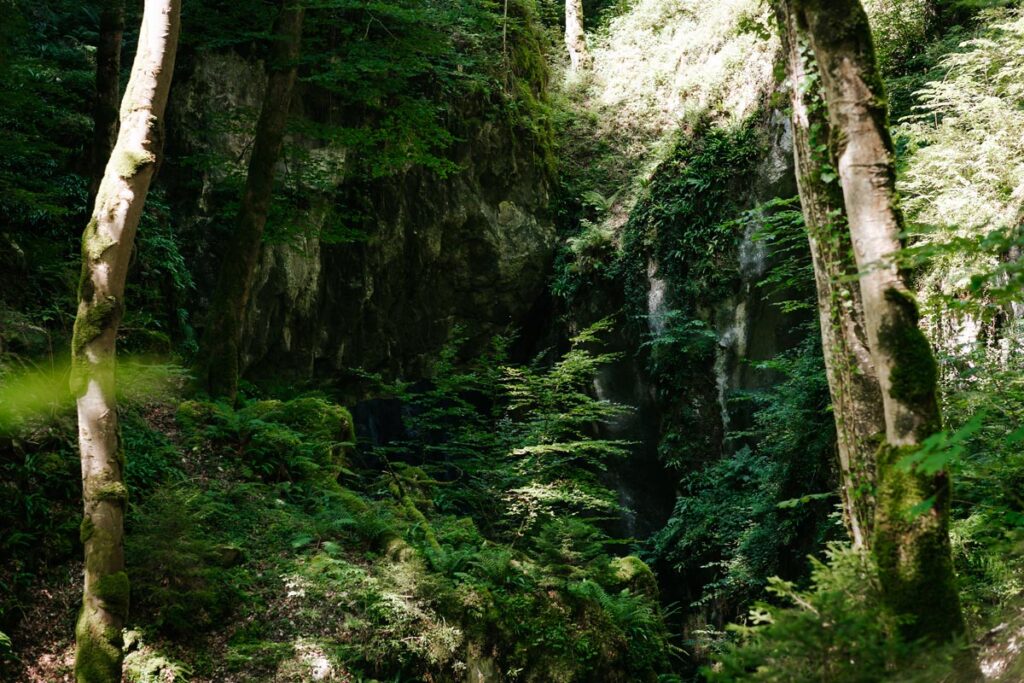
[0,411,79,630]
[0,629,11,661]
[895,8,1024,321]
[363,321,631,538]
[176,396,353,486]
[616,118,765,479]
[708,543,979,682]
[621,119,761,312]
[222,0,550,183]
[934,326,1024,616]
[124,191,197,355]
[746,197,815,314]
[0,1,92,229]
[126,485,238,636]
[634,153,838,654]
[710,545,909,682]
[863,0,937,76]
[0,359,188,636]
[704,6,1024,675]
[551,216,618,300]
[648,332,839,613]
[123,630,192,683]
[122,411,185,494]
[0,1,95,333]
[352,322,675,679]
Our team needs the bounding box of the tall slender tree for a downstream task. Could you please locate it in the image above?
[71,0,181,680]
[774,0,884,549]
[87,0,125,212]
[790,0,965,643]
[198,0,305,401]
[565,0,590,71]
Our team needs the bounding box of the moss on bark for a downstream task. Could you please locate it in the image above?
[80,515,96,544]
[70,295,121,396]
[872,443,964,643]
[111,147,156,179]
[94,480,129,506]
[879,289,936,405]
[74,603,123,683]
[94,571,130,620]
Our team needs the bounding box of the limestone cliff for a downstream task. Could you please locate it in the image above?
[166,51,556,383]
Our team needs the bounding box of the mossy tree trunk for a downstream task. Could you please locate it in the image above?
[565,0,590,71]
[71,1,180,680]
[775,1,885,549]
[87,0,124,213]
[198,0,305,402]
[792,0,965,644]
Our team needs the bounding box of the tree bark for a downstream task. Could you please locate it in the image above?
[71,1,180,680]
[565,0,590,71]
[775,1,885,549]
[199,0,305,402]
[793,0,965,644]
[87,0,124,213]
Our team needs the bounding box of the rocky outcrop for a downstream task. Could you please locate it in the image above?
[243,126,555,380]
[166,52,556,383]
[710,108,801,437]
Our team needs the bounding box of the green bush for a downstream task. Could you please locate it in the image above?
[710,545,905,682]
[176,396,353,486]
[126,485,240,636]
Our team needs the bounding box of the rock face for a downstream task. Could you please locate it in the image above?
[581,106,801,539]
[166,52,556,382]
[710,108,800,437]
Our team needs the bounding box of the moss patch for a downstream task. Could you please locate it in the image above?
[94,480,129,506]
[112,147,156,179]
[80,515,96,544]
[879,288,936,404]
[81,218,117,263]
[94,570,130,620]
[872,443,964,643]
[70,295,122,396]
[74,603,124,683]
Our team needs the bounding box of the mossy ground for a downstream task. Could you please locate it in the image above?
[3,376,673,682]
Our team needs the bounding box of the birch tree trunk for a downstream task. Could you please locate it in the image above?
[775,1,885,549]
[793,0,965,643]
[565,0,590,71]
[71,1,180,680]
[199,0,304,401]
[87,0,124,212]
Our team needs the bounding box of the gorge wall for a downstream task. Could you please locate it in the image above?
[165,50,557,383]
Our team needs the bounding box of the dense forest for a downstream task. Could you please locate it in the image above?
[2,0,1024,680]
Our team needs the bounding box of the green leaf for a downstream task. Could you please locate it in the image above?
[776,492,834,509]
[904,495,937,521]
[1007,425,1024,444]
[290,534,316,549]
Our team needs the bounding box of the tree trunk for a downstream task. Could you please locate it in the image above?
[87,0,124,212]
[198,0,305,402]
[71,1,180,680]
[794,0,965,643]
[775,1,885,549]
[565,0,590,71]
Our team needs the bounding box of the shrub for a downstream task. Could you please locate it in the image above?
[710,545,906,682]
[126,485,239,636]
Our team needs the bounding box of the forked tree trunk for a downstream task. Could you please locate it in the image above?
[199,0,304,402]
[71,1,180,680]
[793,0,965,643]
[87,0,124,212]
[775,0,885,549]
[565,0,590,71]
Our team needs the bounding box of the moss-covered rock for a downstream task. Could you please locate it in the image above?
[607,555,659,599]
